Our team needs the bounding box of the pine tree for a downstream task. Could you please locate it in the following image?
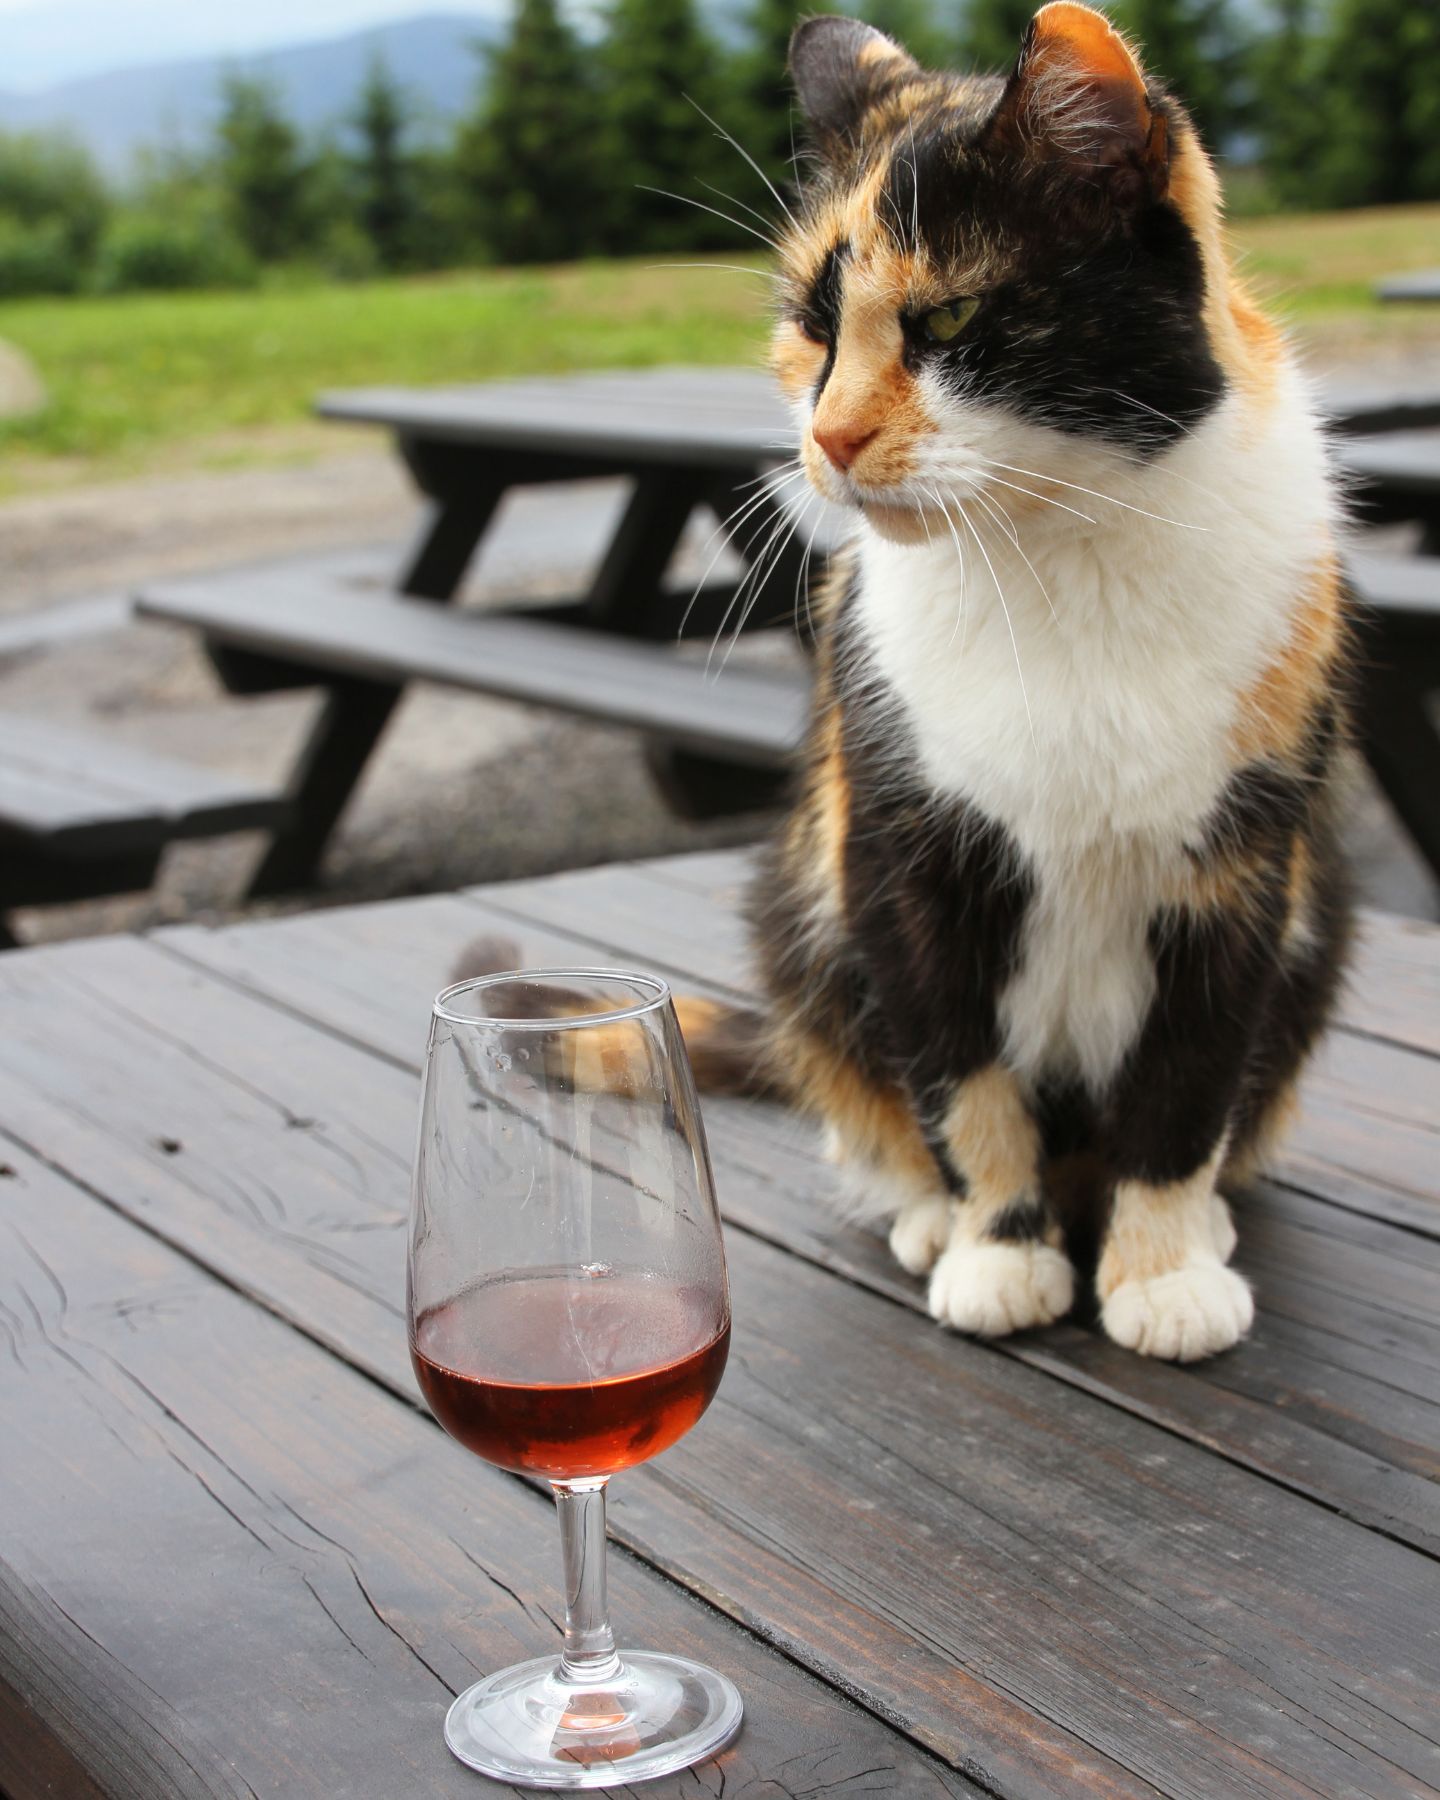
[454,0,600,264]
[351,55,417,270]
[595,0,739,254]
[215,74,309,262]
[862,0,954,71]
[732,0,809,197]
[959,0,1034,72]
[1113,0,1251,151]
[1250,0,1323,210]
[1309,0,1440,207]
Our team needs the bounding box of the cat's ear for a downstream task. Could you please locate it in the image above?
[985,2,1169,204]
[790,16,921,157]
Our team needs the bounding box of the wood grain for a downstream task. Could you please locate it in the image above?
[154,878,1440,1555]
[3,930,1438,1796]
[0,1143,976,1800]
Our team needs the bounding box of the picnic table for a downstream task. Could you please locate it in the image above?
[3,849,1438,1799]
[1377,270,1440,304]
[137,368,1440,901]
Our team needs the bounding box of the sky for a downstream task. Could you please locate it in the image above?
[0,0,500,92]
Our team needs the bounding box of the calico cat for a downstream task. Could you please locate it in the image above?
[718,2,1351,1361]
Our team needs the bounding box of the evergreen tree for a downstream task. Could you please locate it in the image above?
[454,0,600,264]
[1249,0,1323,210]
[215,74,309,261]
[959,0,1033,72]
[351,55,418,270]
[859,0,952,72]
[732,0,809,197]
[1309,0,1440,207]
[596,0,738,254]
[1113,0,1250,151]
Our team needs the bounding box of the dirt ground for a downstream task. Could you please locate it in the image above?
[2,350,1437,949]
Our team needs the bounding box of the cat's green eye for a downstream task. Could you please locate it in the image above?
[923,297,979,343]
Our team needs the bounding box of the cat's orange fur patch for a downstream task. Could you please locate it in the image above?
[1232,552,1343,763]
[811,281,935,488]
[943,1066,1053,1246]
[771,319,826,402]
[944,1066,1041,1206]
[1097,1142,1226,1296]
[790,1029,936,1188]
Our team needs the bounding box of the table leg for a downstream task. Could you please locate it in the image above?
[246,466,505,898]
[1357,653,1440,884]
[641,468,817,821]
[583,470,708,636]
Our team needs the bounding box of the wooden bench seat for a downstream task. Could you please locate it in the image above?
[136,572,811,769]
[0,712,287,943]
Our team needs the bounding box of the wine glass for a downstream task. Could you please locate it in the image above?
[407,967,741,1788]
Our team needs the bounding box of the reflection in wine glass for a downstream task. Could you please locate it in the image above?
[408,968,742,1788]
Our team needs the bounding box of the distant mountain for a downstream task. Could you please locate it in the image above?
[0,13,503,175]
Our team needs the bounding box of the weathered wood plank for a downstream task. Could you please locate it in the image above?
[0,712,284,853]
[137,580,808,768]
[155,882,1440,1555]
[481,860,1440,1241]
[0,1144,971,1800]
[489,852,1440,1062]
[3,933,1437,1798]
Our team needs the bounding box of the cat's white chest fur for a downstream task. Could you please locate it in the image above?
[851,385,1332,1091]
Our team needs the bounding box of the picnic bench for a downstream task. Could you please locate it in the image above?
[0,711,285,947]
[2,848,1437,1798]
[1377,269,1440,304]
[135,369,1440,891]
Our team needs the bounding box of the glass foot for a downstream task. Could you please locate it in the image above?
[444,1650,743,1789]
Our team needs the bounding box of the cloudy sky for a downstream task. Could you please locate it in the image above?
[0,0,501,91]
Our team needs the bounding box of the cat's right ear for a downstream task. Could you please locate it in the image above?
[790,16,920,157]
[984,2,1169,205]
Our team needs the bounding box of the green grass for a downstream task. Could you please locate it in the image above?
[2,201,1438,497]
[0,258,772,493]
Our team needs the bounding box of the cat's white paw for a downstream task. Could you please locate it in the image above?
[1102,1261,1253,1361]
[927,1241,1075,1337]
[1209,1195,1238,1263]
[889,1196,957,1276]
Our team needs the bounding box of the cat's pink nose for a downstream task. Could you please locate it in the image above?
[814,422,878,473]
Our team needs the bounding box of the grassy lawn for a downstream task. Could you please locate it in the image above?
[1,202,1437,498]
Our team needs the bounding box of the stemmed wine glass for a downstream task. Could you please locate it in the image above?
[407,967,741,1788]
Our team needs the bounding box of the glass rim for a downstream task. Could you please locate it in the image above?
[432,966,672,1032]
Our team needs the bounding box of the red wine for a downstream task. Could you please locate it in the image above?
[411,1269,729,1480]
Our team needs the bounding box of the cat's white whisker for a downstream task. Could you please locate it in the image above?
[956,500,1036,745]
[682,92,798,229]
[970,487,1059,626]
[696,180,785,249]
[647,262,779,282]
[713,496,815,679]
[978,470,1099,526]
[921,485,970,650]
[636,186,779,253]
[681,468,806,639]
[986,459,1209,531]
[706,487,808,675]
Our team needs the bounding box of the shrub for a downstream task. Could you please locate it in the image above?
[0,131,108,260]
[0,216,85,296]
[94,214,257,293]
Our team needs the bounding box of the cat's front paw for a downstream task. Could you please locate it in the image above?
[889,1196,957,1276]
[1101,1260,1253,1361]
[927,1241,1075,1337]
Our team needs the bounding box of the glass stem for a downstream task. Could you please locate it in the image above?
[552,1479,621,1684]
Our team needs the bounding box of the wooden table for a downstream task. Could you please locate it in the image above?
[5,853,1438,1800]
[1377,270,1440,304]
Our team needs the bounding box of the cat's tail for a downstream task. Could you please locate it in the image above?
[447,937,782,1100]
